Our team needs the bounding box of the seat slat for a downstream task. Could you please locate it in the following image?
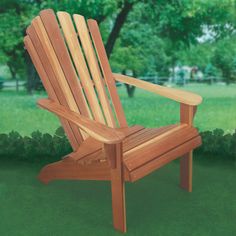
[73,14,116,128]
[87,19,128,127]
[129,136,202,182]
[57,11,105,124]
[123,125,178,152]
[124,125,199,171]
[26,25,83,145]
[24,36,79,150]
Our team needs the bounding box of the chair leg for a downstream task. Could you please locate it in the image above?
[180,151,192,192]
[104,143,127,233]
[111,175,126,233]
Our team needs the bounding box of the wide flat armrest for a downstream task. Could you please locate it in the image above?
[113,73,202,106]
[37,99,125,144]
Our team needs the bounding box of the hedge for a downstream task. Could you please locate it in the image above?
[0,127,235,163]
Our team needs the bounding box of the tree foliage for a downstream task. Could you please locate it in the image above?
[0,0,235,94]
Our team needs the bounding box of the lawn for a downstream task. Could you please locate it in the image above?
[0,83,236,135]
[0,159,235,236]
[0,84,236,235]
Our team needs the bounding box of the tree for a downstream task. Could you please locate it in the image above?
[212,37,236,84]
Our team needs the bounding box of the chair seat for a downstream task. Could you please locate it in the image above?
[63,124,201,182]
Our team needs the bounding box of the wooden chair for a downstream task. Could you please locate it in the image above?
[24,9,202,233]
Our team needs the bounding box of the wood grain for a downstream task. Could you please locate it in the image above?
[113,73,203,106]
[24,36,79,150]
[87,19,128,127]
[57,11,106,124]
[73,14,116,127]
[37,98,125,144]
[104,143,126,233]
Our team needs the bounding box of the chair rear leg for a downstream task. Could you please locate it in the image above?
[180,151,192,192]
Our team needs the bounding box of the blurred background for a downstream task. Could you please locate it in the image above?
[0,0,236,135]
[0,1,236,235]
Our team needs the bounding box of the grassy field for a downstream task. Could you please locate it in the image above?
[0,85,236,235]
[0,83,236,135]
[0,160,235,236]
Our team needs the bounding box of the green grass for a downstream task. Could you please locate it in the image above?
[0,83,236,135]
[0,159,235,236]
[1,85,235,235]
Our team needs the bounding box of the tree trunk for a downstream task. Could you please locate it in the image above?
[125,84,136,98]
[105,0,134,58]
[124,70,136,98]
[7,62,18,92]
[25,51,37,94]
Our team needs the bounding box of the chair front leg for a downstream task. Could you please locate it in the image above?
[104,143,127,233]
[180,104,196,192]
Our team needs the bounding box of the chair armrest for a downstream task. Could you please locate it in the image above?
[113,73,202,106]
[37,99,125,144]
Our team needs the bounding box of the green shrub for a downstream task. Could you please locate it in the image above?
[0,128,235,163]
[196,129,236,162]
[0,127,72,163]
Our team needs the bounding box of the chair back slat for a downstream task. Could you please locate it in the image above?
[73,14,116,128]
[26,23,84,144]
[25,9,128,147]
[40,10,91,119]
[30,16,88,139]
[57,11,105,124]
[24,36,81,149]
[87,19,128,127]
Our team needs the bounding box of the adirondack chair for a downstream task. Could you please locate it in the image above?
[24,9,202,233]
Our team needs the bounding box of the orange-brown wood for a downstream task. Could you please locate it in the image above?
[104,143,126,233]
[40,10,91,120]
[73,14,116,128]
[180,103,196,192]
[88,19,128,127]
[26,21,84,144]
[114,73,202,106]
[37,98,125,144]
[24,33,82,149]
[57,11,106,124]
[24,9,203,233]
[130,136,201,182]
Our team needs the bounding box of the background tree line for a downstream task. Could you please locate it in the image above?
[0,0,235,94]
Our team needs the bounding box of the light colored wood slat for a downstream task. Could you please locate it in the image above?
[24,36,79,150]
[124,125,199,171]
[87,19,127,127]
[39,10,91,120]
[180,152,192,192]
[73,14,116,128]
[124,124,187,157]
[116,125,144,137]
[180,103,196,192]
[64,125,144,162]
[104,143,127,232]
[38,160,111,183]
[64,137,102,162]
[31,16,88,139]
[180,103,195,125]
[56,11,105,124]
[123,125,178,152]
[26,25,83,145]
[129,136,202,182]
[113,73,203,106]
[37,98,126,144]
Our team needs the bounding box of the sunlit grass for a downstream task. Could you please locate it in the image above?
[0,83,236,135]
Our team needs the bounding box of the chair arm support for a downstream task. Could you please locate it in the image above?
[113,73,202,106]
[37,99,125,144]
